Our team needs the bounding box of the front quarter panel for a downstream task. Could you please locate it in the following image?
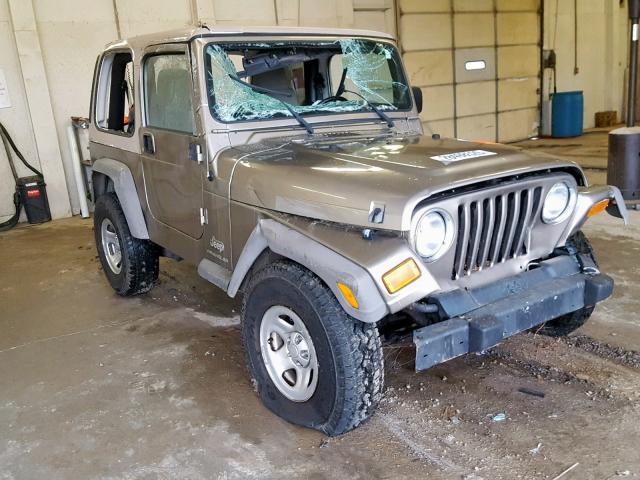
[276,215,441,313]
[228,212,441,323]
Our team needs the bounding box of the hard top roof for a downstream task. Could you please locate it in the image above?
[104,25,396,52]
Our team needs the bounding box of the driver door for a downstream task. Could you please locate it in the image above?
[139,45,204,240]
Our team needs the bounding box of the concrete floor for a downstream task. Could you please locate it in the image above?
[1,132,640,479]
[515,127,616,186]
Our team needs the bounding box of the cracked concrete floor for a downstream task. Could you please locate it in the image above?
[1,150,640,479]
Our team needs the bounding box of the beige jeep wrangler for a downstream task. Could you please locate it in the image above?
[89,26,628,435]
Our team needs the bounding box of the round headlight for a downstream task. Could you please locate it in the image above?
[542,181,575,223]
[413,209,453,261]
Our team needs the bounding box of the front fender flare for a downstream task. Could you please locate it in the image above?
[562,185,630,244]
[92,158,149,239]
[227,219,389,323]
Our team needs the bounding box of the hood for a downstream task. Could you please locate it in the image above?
[227,132,584,231]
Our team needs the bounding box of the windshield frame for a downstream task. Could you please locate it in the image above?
[202,37,415,128]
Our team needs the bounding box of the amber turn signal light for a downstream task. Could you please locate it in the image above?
[382,258,421,294]
[337,282,359,309]
[587,199,609,218]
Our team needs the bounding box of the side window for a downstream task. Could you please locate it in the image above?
[95,51,135,134]
[143,54,195,134]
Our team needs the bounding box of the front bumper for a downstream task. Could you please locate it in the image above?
[413,255,613,371]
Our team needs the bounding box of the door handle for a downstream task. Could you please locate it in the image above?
[143,133,155,154]
[188,143,203,164]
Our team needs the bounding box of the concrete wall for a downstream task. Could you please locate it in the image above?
[353,0,396,36]
[1,0,75,222]
[0,0,367,223]
[398,0,541,143]
[0,1,40,221]
[543,0,628,130]
[0,0,632,223]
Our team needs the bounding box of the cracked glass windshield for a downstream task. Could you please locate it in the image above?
[204,39,411,123]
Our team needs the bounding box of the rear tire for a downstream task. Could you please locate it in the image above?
[94,193,159,296]
[537,231,596,337]
[241,260,384,436]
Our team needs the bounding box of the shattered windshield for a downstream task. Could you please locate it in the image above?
[204,39,411,123]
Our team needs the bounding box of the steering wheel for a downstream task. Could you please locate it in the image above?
[318,95,348,104]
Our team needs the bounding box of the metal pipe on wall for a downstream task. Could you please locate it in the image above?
[111,0,122,39]
[393,0,401,49]
[627,0,640,126]
[573,0,579,75]
[539,0,545,135]
[66,125,89,219]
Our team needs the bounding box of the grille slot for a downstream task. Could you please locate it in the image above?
[452,186,543,279]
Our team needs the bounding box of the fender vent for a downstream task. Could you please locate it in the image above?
[452,186,543,279]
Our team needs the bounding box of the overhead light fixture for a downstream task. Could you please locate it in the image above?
[465,60,486,71]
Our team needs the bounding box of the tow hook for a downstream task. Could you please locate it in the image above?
[577,253,600,275]
[410,302,439,314]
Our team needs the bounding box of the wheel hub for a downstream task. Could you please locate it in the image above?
[286,332,310,368]
[100,218,122,274]
[259,305,318,402]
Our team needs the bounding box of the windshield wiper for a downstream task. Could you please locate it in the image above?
[343,89,395,128]
[228,74,314,134]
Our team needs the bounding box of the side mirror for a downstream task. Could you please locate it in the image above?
[411,86,423,114]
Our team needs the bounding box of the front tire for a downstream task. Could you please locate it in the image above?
[538,231,597,337]
[241,261,384,436]
[94,193,159,296]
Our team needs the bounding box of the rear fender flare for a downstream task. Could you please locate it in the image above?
[92,158,149,239]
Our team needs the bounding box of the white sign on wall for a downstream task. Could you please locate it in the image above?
[0,69,11,109]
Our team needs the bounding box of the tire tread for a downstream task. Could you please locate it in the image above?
[242,260,384,436]
[94,193,159,296]
[538,231,597,337]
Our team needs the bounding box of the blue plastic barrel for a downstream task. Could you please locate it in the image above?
[551,91,583,138]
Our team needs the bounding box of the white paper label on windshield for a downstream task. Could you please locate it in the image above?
[430,150,497,163]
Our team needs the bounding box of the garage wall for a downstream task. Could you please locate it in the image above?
[0,1,41,222]
[0,0,359,223]
[353,0,396,36]
[0,0,77,222]
[543,0,628,130]
[400,0,541,143]
[1,0,632,224]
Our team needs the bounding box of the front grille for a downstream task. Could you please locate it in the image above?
[452,186,543,279]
